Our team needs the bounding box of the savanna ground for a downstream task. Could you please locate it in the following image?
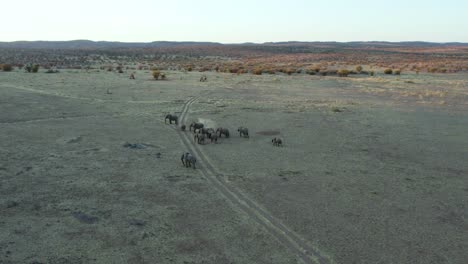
[0,69,467,264]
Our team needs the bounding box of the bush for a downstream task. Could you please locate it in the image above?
[369,71,375,76]
[338,69,350,77]
[152,69,161,80]
[2,64,13,72]
[252,68,263,75]
[394,69,401,75]
[384,68,393,74]
[356,65,363,73]
[30,64,39,73]
[284,68,294,75]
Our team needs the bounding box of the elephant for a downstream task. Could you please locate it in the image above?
[189,122,204,132]
[194,132,206,144]
[181,152,196,169]
[210,132,218,143]
[197,133,206,145]
[205,128,215,138]
[165,114,178,125]
[216,128,230,138]
[238,127,249,138]
[272,137,283,147]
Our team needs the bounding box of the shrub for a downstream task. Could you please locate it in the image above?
[2,64,13,71]
[161,73,166,80]
[152,69,161,80]
[394,69,401,75]
[186,66,193,72]
[356,65,363,73]
[369,71,375,76]
[31,64,39,73]
[284,68,295,75]
[252,68,263,75]
[338,69,350,77]
[384,68,393,74]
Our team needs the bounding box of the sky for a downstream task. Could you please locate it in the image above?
[2,0,467,43]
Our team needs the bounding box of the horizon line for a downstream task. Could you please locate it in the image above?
[1,39,468,45]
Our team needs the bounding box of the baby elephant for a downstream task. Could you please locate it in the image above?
[272,137,283,147]
[238,127,249,138]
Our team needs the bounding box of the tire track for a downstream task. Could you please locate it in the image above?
[173,96,332,264]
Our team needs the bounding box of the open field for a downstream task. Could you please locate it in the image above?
[0,69,467,263]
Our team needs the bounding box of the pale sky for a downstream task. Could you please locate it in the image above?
[2,0,467,43]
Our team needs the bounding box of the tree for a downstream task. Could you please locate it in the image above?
[356,65,363,73]
[384,68,393,75]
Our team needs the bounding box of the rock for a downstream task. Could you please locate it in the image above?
[129,219,146,227]
[71,212,98,224]
[6,201,18,208]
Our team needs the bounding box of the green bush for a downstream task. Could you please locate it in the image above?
[384,68,393,75]
[369,71,375,76]
[356,65,363,73]
[394,69,401,75]
[31,64,40,73]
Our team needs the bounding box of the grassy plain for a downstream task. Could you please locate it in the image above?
[0,69,467,263]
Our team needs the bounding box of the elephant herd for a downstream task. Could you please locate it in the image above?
[165,114,283,169]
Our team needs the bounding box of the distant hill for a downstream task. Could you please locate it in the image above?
[0,40,467,49]
[0,40,223,49]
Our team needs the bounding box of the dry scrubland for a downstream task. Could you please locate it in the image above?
[0,69,467,264]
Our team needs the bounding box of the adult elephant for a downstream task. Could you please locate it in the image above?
[238,127,249,138]
[189,122,204,132]
[216,128,230,138]
[165,114,178,125]
[181,152,197,169]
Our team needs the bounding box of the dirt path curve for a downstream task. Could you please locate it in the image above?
[172,96,332,264]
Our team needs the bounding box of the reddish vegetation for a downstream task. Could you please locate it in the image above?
[1,42,467,75]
